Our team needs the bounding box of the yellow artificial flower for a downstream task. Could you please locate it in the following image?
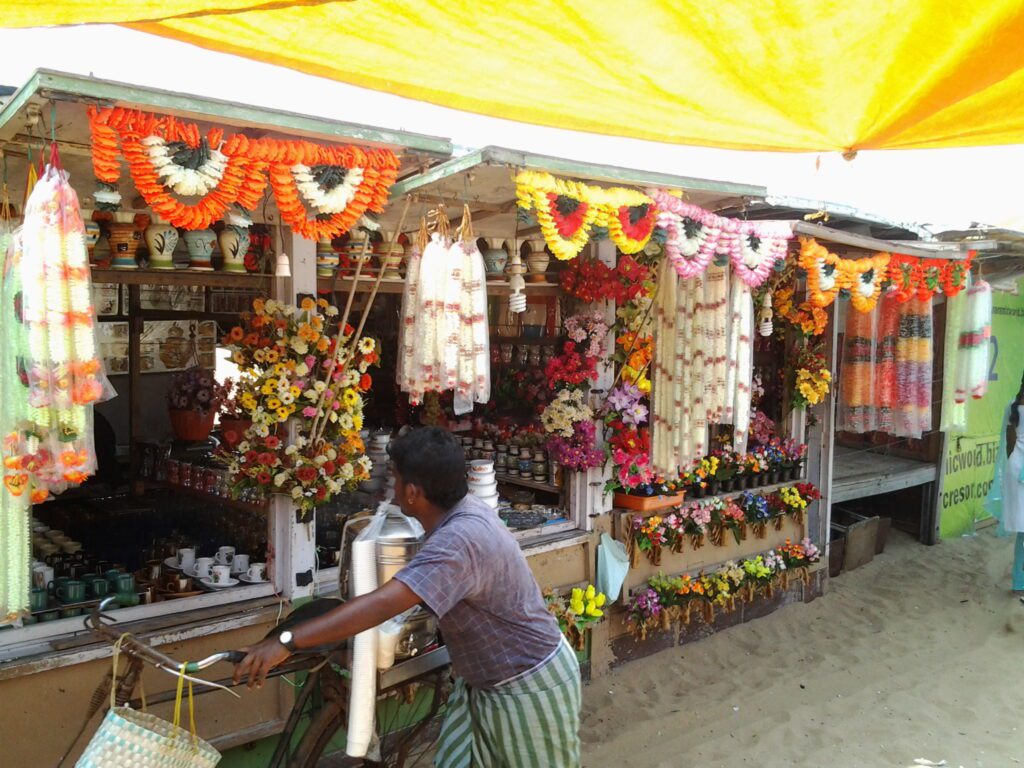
[342,388,359,407]
[264,349,280,364]
[358,337,376,354]
[277,407,291,421]
[266,397,282,411]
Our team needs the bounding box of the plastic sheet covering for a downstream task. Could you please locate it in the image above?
[10,2,1024,151]
[398,233,489,413]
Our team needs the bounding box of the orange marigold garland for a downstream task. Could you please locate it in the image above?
[88,106,399,239]
[797,237,844,307]
[846,252,891,313]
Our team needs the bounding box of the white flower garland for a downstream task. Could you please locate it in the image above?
[291,164,365,215]
[142,135,228,197]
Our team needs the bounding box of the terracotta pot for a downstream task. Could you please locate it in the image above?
[169,409,216,442]
[219,417,252,449]
[107,222,140,269]
[145,220,178,270]
[482,243,509,276]
[526,248,550,283]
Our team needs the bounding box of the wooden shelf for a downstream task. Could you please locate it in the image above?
[613,477,809,518]
[495,473,561,494]
[92,267,273,289]
[317,276,561,296]
[143,480,268,514]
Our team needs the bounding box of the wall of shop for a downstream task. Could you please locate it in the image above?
[0,614,281,766]
[940,278,1024,538]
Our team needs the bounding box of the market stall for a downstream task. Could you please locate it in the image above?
[0,70,452,766]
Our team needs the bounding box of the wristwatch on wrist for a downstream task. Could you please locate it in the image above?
[278,630,297,653]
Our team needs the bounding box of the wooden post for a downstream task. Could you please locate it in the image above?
[814,302,840,559]
[267,227,319,600]
[128,284,143,497]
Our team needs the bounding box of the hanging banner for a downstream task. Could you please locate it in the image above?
[940,280,1024,538]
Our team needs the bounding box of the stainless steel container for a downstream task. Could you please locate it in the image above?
[375,508,423,586]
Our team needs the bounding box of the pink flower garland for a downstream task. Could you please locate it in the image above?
[650,189,792,287]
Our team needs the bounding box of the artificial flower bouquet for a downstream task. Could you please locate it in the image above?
[545,584,606,651]
[167,366,227,441]
[219,296,378,512]
[541,389,603,471]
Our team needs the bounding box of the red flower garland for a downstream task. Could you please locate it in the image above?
[560,254,650,304]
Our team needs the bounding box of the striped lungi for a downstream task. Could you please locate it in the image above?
[434,638,582,767]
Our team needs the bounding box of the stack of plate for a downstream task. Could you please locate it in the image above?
[467,459,498,509]
[360,431,391,493]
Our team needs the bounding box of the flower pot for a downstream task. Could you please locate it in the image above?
[613,492,686,511]
[736,475,750,490]
[145,219,179,270]
[689,484,705,499]
[482,241,509,277]
[169,409,216,442]
[525,243,550,283]
[769,470,780,485]
[707,480,720,496]
[721,478,736,493]
[377,241,405,279]
[183,229,216,271]
[219,226,251,273]
[107,222,141,269]
[84,221,101,264]
[219,417,252,449]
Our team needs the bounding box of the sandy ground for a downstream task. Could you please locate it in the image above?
[581,528,1024,768]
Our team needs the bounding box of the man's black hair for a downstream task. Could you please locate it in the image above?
[387,427,467,509]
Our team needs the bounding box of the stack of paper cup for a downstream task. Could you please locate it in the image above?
[467,459,498,509]
[360,431,391,493]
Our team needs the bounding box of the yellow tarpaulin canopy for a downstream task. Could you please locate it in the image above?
[7,1,1024,152]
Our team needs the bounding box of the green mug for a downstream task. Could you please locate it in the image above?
[115,591,140,608]
[29,587,48,612]
[103,568,122,584]
[56,579,86,604]
[86,577,108,598]
[109,573,135,594]
[50,576,71,596]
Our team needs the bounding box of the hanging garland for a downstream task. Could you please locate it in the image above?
[799,238,974,310]
[650,189,792,286]
[515,170,657,259]
[888,251,974,303]
[88,107,399,238]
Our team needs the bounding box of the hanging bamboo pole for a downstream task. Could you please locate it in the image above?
[311,195,412,443]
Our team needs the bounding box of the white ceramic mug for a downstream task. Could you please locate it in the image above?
[62,540,82,554]
[215,546,235,566]
[177,548,196,571]
[33,565,54,590]
[231,554,250,574]
[193,557,215,579]
[247,563,267,582]
[212,565,233,585]
[45,529,65,541]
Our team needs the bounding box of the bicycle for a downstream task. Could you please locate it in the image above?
[68,596,451,768]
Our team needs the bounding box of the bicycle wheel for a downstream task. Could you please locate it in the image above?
[292,669,449,768]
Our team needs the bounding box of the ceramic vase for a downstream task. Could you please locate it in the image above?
[377,239,405,279]
[218,225,251,273]
[84,221,101,265]
[107,212,140,269]
[482,238,509,277]
[316,238,339,277]
[525,241,550,283]
[183,229,216,271]
[145,217,178,270]
[347,230,374,275]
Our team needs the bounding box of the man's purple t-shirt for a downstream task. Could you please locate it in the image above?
[394,494,562,689]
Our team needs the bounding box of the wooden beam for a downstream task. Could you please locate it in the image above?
[128,284,142,497]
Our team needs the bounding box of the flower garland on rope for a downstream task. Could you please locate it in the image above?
[88,106,399,239]
[649,189,792,286]
[515,170,657,259]
[799,238,975,310]
[888,251,974,303]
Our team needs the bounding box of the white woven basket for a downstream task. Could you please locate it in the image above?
[76,706,220,768]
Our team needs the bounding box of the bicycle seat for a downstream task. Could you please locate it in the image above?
[263,597,348,655]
